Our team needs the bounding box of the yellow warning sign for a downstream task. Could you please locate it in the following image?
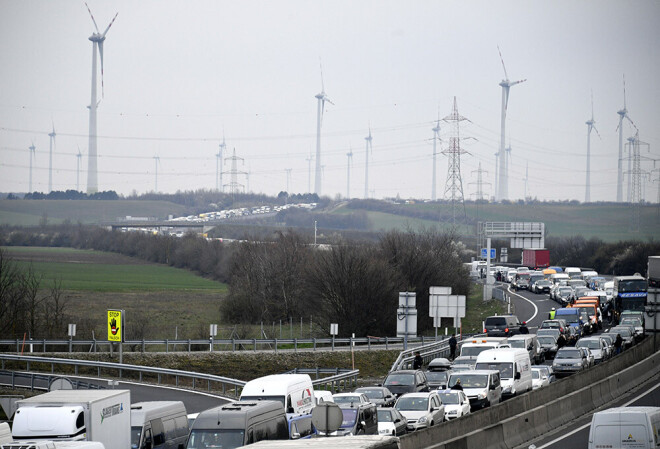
[107,309,123,342]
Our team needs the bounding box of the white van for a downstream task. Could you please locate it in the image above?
[447,370,502,410]
[565,267,582,279]
[588,407,660,449]
[240,374,315,415]
[550,273,570,284]
[474,348,532,398]
[508,335,543,364]
[130,401,188,449]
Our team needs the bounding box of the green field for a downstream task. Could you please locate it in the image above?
[3,246,226,292]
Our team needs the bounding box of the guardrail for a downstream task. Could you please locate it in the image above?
[0,335,444,354]
[0,354,359,397]
[389,334,484,372]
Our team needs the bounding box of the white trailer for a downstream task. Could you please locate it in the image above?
[12,390,130,449]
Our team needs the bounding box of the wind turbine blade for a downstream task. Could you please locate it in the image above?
[497,45,509,80]
[510,78,527,86]
[593,125,601,139]
[319,57,325,93]
[325,96,335,106]
[98,41,105,98]
[85,2,100,33]
[102,12,118,37]
[623,74,627,109]
[626,115,639,132]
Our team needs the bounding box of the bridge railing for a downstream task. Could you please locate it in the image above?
[0,354,359,398]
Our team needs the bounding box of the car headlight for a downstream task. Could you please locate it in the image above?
[418,417,428,424]
[503,386,512,393]
[573,362,582,367]
[477,393,486,400]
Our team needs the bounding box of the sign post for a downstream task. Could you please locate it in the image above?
[107,309,124,364]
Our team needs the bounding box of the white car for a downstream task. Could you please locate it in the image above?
[395,391,445,431]
[436,389,471,420]
[376,407,407,436]
[531,366,551,390]
[332,392,371,405]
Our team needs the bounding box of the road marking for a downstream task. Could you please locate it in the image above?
[532,379,660,449]
[508,285,538,323]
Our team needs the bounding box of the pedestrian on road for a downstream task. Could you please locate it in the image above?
[614,333,623,355]
[519,322,529,334]
[557,333,567,349]
[449,334,458,360]
[451,379,463,391]
[549,308,556,319]
[413,351,423,370]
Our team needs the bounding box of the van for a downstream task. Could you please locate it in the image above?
[565,267,582,279]
[459,337,510,358]
[240,374,314,416]
[588,407,660,449]
[508,335,543,364]
[550,273,570,284]
[131,401,188,449]
[474,348,532,398]
[186,401,289,449]
[447,370,502,410]
[484,315,521,337]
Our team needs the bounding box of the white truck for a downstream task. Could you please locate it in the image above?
[12,390,130,449]
[589,407,660,449]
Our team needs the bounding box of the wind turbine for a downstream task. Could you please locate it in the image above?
[493,151,499,199]
[153,155,160,192]
[217,135,226,192]
[285,168,292,193]
[85,3,118,195]
[616,76,637,203]
[585,91,601,203]
[314,64,333,196]
[346,147,353,199]
[523,161,529,200]
[28,142,36,193]
[496,46,526,201]
[364,127,372,199]
[48,122,56,192]
[76,147,82,192]
[305,152,313,193]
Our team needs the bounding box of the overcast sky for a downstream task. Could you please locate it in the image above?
[1,0,658,202]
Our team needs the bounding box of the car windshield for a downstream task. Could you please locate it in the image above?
[577,340,601,350]
[621,319,640,326]
[448,374,489,388]
[357,389,384,399]
[475,362,513,378]
[538,336,556,345]
[377,410,393,422]
[437,392,459,404]
[340,409,358,428]
[461,346,491,357]
[615,328,631,337]
[425,371,448,382]
[186,430,245,449]
[556,349,581,359]
[559,288,573,295]
[556,313,579,324]
[541,322,559,328]
[334,395,362,404]
[395,396,428,411]
[385,374,414,386]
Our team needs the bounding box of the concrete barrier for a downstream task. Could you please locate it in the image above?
[398,336,660,449]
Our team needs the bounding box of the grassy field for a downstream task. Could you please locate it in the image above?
[0,199,187,225]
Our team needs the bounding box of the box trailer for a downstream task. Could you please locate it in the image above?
[12,390,130,449]
[522,249,550,270]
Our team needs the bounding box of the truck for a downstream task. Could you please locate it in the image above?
[12,390,131,449]
[522,249,550,270]
[649,255,660,288]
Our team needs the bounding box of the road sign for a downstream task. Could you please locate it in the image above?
[481,248,496,259]
[312,402,344,433]
[107,309,124,342]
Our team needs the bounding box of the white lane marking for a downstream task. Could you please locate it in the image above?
[508,285,538,323]
[533,379,660,449]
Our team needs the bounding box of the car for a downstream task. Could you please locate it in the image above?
[579,346,595,368]
[394,391,445,431]
[537,334,559,359]
[376,407,407,436]
[555,287,574,305]
[383,370,430,397]
[552,347,588,377]
[531,366,551,390]
[436,389,471,420]
[598,333,615,359]
[532,279,552,294]
[533,365,556,383]
[332,392,371,406]
[425,369,453,390]
[484,315,521,337]
[576,337,608,364]
[540,319,570,338]
[620,317,644,341]
[451,356,477,371]
[354,387,396,407]
[609,326,634,349]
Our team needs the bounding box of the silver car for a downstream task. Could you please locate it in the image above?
[552,347,588,377]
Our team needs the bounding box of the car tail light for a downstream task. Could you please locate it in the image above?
[484,329,487,333]
[505,327,509,333]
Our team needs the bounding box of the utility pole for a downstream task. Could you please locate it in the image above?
[469,163,490,201]
[625,132,650,232]
[223,148,246,198]
[442,97,471,225]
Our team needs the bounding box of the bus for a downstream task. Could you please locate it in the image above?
[613,275,647,313]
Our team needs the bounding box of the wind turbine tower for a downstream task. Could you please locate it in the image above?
[432,118,441,201]
[314,70,333,196]
[153,155,160,192]
[364,128,372,199]
[585,92,600,203]
[306,152,313,193]
[285,168,292,193]
[346,148,353,199]
[76,149,82,191]
[616,76,637,203]
[28,143,36,193]
[85,3,118,195]
[496,47,526,201]
[493,151,499,200]
[48,123,56,192]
